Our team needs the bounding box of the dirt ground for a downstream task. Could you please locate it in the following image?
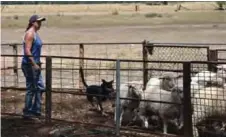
[1,89,167,137]
[1,114,117,137]
[2,24,226,44]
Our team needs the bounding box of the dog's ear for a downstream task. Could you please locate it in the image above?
[110,80,114,84]
[102,79,106,83]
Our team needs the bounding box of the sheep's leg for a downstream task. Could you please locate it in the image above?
[192,117,198,137]
[141,116,149,128]
[144,118,149,128]
[119,109,123,127]
[178,115,184,129]
[97,103,101,111]
[221,122,226,131]
[114,106,116,123]
[139,115,149,128]
[163,121,168,134]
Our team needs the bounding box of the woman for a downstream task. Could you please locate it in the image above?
[21,15,46,118]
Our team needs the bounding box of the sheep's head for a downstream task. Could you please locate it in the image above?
[216,64,226,80]
[126,85,142,109]
[128,85,141,100]
[171,86,184,102]
[159,72,182,91]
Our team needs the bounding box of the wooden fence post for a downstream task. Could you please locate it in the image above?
[10,44,18,87]
[142,40,148,90]
[79,43,84,92]
[45,56,52,123]
[208,50,218,72]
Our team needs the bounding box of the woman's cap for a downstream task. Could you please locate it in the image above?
[29,15,46,24]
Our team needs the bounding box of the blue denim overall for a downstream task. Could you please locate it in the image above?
[21,32,45,117]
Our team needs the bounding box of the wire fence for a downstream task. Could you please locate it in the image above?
[144,44,209,79]
[217,49,226,62]
[190,61,226,137]
[1,42,226,137]
[4,41,225,90]
[2,54,226,137]
[1,42,143,59]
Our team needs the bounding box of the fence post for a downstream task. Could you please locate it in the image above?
[115,60,121,137]
[208,50,218,72]
[79,43,84,92]
[142,40,148,90]
[11,44,18,87]
[45,56,52,123]
[183,62,193,137]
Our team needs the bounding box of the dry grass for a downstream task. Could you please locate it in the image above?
[1,2,218,15]
[2,11,226,29]
[1,2,226,29]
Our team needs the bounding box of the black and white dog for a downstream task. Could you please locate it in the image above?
[79,67,114,116]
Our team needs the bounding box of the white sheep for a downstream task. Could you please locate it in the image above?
[133,86,184,134]
[192,70,225,88]
[174,71,225,98]
[216,64,226,80]
[145,72,181,91]
[192,87,226,137]
[114,81,142,126]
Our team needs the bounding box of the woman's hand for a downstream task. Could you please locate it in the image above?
[33,63,40,70]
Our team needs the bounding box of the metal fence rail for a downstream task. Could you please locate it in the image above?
[1,41,226,137]
[1,55,226,137]
[2,41,226,90]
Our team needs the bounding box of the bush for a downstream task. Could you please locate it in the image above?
[13,15,19,20]
[145,13,162,18]
[112,9,119,15]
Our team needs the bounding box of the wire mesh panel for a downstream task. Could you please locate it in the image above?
[1,56,15,87]
[13,43,81,57]
[145,44,210,77]
[190,61,226,137]
[1,42,142,89]
[50,57,117,128]
[83,44,142,60]
[1,44,15,55]
[1,55,47,118]
[217,49,226,62]
[1,55,47,88]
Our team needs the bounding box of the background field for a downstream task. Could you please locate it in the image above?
[1,2,226,44]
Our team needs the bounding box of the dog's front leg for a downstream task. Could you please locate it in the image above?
[97,100,108,116]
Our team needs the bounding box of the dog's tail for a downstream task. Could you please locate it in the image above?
[79,66,88,88]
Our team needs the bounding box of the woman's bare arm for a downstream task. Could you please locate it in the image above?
[24,31,38,67]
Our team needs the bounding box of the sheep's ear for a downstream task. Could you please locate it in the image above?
[216,64,226,69]
[176,74,183,78]
[128,85,133,91]
[159,76,168,80]
[134,108,140,113]
[216,65,221,69]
